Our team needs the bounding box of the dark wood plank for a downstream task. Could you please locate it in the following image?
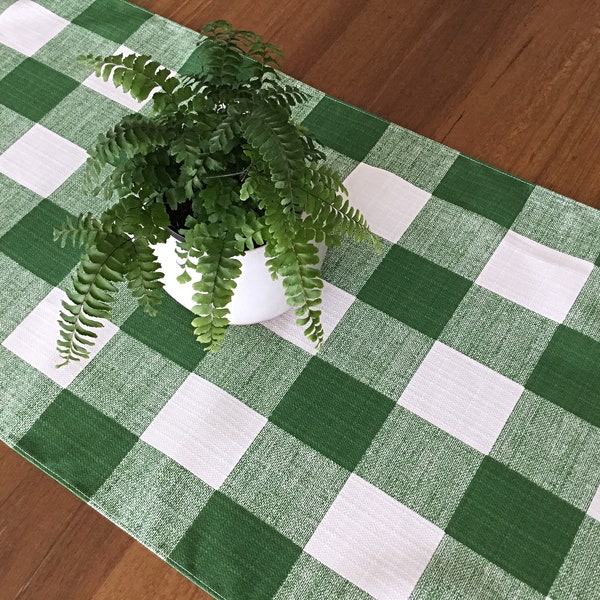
[1,1,598,599]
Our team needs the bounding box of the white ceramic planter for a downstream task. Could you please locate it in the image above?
[152,233,327,324]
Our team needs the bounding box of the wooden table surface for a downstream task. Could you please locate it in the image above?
[1,1,599,598]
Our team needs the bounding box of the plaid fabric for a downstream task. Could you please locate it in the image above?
[1,1,599,598]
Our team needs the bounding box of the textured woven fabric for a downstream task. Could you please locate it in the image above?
[1,1,599,599]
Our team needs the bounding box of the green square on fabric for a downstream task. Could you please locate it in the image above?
[320,300,433,400]
[440,285,557,384]
[0,199,81,286]
[446,456,585,595]
[120,292,207,372]
[69,333,188,435]
[269,357,395,471]
[491,391,600,510]
[41,84,131,149]
[92,440,212,556]
[0,346,61,446]
[399,196,507,280]
[16,389,137,499]
[195,325,310,417]
[301,96,389,162]
[0,58,79,122]
[356,406,483,528]
[0,106,33,155]
[321,235,391,296]
[365,123,459,193]
[0,44,25,81]
[72,0,152,44]
[564,266,600,343]
[433,155,533,228]
[0,173,42,237]
[511,186,600,262]
[274,552,373,600]
[411,536,544,600]
[526,325,600,427]
[169,491,302,600]
[221,423,349,546]
[358,245,472,339]
[550,516,600,599]
[34,0,97,20]
[0,253,51,342]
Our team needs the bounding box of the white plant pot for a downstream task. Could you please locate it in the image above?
[152,233,327,325]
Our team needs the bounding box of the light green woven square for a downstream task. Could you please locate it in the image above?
[0,174,43,236]
[69,332,189,435]
[321,236,391,296]
[550,516,600,599]
[279,74,325,124]
[33,23,119,82]
[0,41,25,79]
[356,406,483,528]
[440,285,557,384]
[221,423,348,546]
[399,196,507,279]
[195,325,311,417]
[0,106,33,155]
[491,390,600,510]
[34,0,97,20]
[40,84,131,148]
[274,553,373,600]
[49,163,117,217]
[0,253,52,341]
[511,186,600,262]
[321,300,433,400]
[322,146,360,182]
[0,346,62,446]
[92,440,212,556]
[411,536,544,600]
[124,15,200,71]
[564,266,600,343]
[365,123,458,192]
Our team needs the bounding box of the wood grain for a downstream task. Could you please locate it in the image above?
[1,1,599,599]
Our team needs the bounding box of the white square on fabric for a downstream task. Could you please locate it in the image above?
[262,280,355,355]
[82,45,156,111]
[0,0,69,57]
[141,373,267,489]
[305,473,444,600]
[476,230,594,323]
[344,163,430,243]
[2,287,118,388]
[398,342,524,454]
[588,485,600,522]
[0,124,87,197]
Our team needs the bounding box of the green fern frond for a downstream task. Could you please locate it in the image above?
[125,239,165,315]
[53,213,120,249]
[57,233,132,366]
[302,163,380,249]
[242,103,305,213]
[186,233,242,352]
[78,53,180,102]
[100,195,170,243]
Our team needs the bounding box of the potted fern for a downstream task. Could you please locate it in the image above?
[54,21,376,366]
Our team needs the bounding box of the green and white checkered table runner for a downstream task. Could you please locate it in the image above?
[1,1,599,598]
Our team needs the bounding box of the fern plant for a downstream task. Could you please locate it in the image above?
[54,20,377,366]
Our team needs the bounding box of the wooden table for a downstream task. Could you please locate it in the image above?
[1,0,598,598]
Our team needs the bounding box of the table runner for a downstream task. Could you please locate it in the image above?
[1,1,599,598]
